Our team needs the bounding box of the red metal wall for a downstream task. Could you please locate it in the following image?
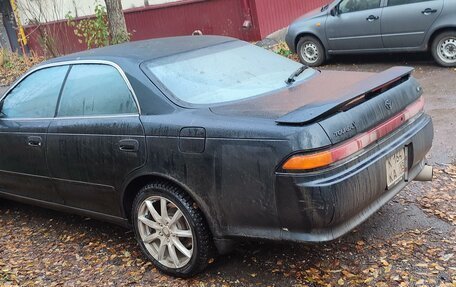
[25,21,86,56]
[24,0,325,56]
[125,0,260,42]
[25,0,260,56]
[251,0,328,38]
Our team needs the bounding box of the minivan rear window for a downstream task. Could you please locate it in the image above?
[144,41,315,105]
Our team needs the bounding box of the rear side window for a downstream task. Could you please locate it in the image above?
[339,0,381,13]
[57,64,138,117]
[1,66,68,118]
[387,0,431,6]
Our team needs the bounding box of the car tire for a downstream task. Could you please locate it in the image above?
[431,31,456,67]
[297,36,326,67]
[132,181,214,277]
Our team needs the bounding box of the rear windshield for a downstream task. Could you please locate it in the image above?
[143,40,315,105]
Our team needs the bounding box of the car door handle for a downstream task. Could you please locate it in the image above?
[118,139,139,152]
[366,15,380,22]
[27,136,42,147]
[422,8,438,15]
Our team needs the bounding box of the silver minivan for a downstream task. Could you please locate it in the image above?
[286,0,456,67]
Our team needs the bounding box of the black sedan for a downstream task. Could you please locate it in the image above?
[0,36,433,277]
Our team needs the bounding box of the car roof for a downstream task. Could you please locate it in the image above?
[44,35,237,65]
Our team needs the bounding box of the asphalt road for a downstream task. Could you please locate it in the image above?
[0,53,455,286]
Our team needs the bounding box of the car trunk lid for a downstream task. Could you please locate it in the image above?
[210,67,422,145]
[276,67,414,125]
[277,67,421,144]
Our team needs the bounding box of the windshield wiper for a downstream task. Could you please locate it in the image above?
[321,4,329,11]
[285,65,309,85]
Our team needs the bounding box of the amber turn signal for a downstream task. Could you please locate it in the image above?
[282,151,333,170]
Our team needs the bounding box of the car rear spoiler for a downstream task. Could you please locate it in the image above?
[275,66,414,125]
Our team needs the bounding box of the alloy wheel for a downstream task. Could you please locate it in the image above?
[137,196,194,269]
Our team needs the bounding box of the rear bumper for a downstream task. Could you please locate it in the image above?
[275,114,433,242]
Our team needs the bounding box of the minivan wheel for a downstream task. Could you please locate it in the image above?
[432,31,456,67]
[297,36,326,67]
[132,182,213,277]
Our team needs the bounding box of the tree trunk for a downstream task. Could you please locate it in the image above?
[104,0,129,44]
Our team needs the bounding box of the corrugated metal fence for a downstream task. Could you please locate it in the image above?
[24,0,327,56]
[252,0,327,38]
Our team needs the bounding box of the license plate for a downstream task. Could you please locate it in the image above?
[386,148,406,189]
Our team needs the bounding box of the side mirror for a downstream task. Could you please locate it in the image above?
[330,8,337,16]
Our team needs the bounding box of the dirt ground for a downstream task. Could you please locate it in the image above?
[0,53,455,287]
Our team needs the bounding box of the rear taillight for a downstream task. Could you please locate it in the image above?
[282,96,425,172]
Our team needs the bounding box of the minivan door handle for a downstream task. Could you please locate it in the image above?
[422,8,437,15]
[27,136,42,147]
[366,15,380,22]
[118,139,139,152]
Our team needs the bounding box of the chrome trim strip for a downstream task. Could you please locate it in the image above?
[0,168,114,189]
[52,176,114,189]
[0,131,46,135]
[145,135,288,141]
[47,133,144,137]
[382,32,425,37]
[0,59,142,115]
[0,117,55,121]
[0,131,142,137]
[55,114,139,120]
[328,32,424,42]
[0,169,50,180]
[328,34,382,41]
[0,114,139,121]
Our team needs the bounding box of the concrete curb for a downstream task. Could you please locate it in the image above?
[265,27,288,42]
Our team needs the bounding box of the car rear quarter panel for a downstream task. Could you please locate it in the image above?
[425,1,456,46]
[136,111,331,239]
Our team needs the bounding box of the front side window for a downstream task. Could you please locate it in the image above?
[1,66,69,118]
[339,0,381,13]
[144,41,315,105]
[57,64,138,117]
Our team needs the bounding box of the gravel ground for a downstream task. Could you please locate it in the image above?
[1,53,455,287]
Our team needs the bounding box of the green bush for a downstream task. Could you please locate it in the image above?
[66,4,110,49]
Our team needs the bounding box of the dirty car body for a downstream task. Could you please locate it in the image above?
[0,36,433,276]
